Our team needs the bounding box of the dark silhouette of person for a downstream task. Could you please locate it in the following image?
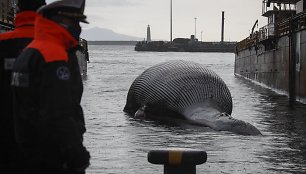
[11,0,90,173]
[0,0,46,173]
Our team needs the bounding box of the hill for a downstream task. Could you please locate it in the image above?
[81,27,142,41]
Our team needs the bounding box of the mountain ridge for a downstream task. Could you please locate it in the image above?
[81,27,142,41]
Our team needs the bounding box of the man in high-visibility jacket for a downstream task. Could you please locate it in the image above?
[0,0,45,173]
[11,0,90,173]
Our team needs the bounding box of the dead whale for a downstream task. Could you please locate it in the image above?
[124,60,261,135]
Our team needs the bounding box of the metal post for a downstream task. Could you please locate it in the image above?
[221,11,224,42]
[194,17,197,39]
[289,19,296,104]
[164,165,196,174]
[170,0,173,42]
[148,149,207,174]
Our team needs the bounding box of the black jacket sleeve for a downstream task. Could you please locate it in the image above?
[40,60,90,169]
[40,61,83,148]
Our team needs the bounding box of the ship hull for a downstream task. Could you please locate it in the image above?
[235,29,306,103]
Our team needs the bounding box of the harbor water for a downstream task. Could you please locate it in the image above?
[82,45,306,174]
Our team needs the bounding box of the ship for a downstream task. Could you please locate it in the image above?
[235,0,306,103]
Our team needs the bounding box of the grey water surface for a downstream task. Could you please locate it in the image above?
[82,45,306,174]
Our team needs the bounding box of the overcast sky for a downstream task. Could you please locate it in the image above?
[46,0,267,41]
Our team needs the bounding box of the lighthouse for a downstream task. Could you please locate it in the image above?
[221,11,224,42]
[147,25,151,42]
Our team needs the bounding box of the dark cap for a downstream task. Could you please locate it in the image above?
[18,0,46,12]
[38,0,88,23]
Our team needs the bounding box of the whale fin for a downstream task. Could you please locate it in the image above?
[134,105,147,118]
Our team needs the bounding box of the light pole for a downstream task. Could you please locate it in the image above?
[170,0,173,42]
[194,17,197,39]
[201,30,203,42]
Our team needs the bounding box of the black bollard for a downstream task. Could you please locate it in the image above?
[148,149,207,174]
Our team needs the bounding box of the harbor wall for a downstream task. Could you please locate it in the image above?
[88,41,138,45]
[296,29,306,101]
[235,29,306,101]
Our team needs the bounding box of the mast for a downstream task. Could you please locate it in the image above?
[170,0,173,42]
[194,17,197,39]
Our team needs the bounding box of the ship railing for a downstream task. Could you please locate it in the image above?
[277,11,306,36]
[236,24,276,51]
[236,4,306,52]
[277,18,291,36]
[258,24,275,41]
[236,32,259,52]
[262,0,296,16]
[236,24,277,51]
[236,38,249,52]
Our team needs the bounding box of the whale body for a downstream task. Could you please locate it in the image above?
[124,60,261,135]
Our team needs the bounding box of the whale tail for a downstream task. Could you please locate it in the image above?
[187,112,262,136]
[183,104,262,136]
[212,113,262,136]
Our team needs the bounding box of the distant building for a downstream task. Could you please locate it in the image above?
[0,0,16,32]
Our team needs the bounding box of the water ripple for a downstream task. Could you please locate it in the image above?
[82,45,306,174]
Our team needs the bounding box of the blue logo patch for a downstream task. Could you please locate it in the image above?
[56,66,70,80]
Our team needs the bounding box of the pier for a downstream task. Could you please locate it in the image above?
[135,36,237,53]
[135,11,237,53]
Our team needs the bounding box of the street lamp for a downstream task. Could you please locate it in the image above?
[194,17,197,39]
[170,0,173,42]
